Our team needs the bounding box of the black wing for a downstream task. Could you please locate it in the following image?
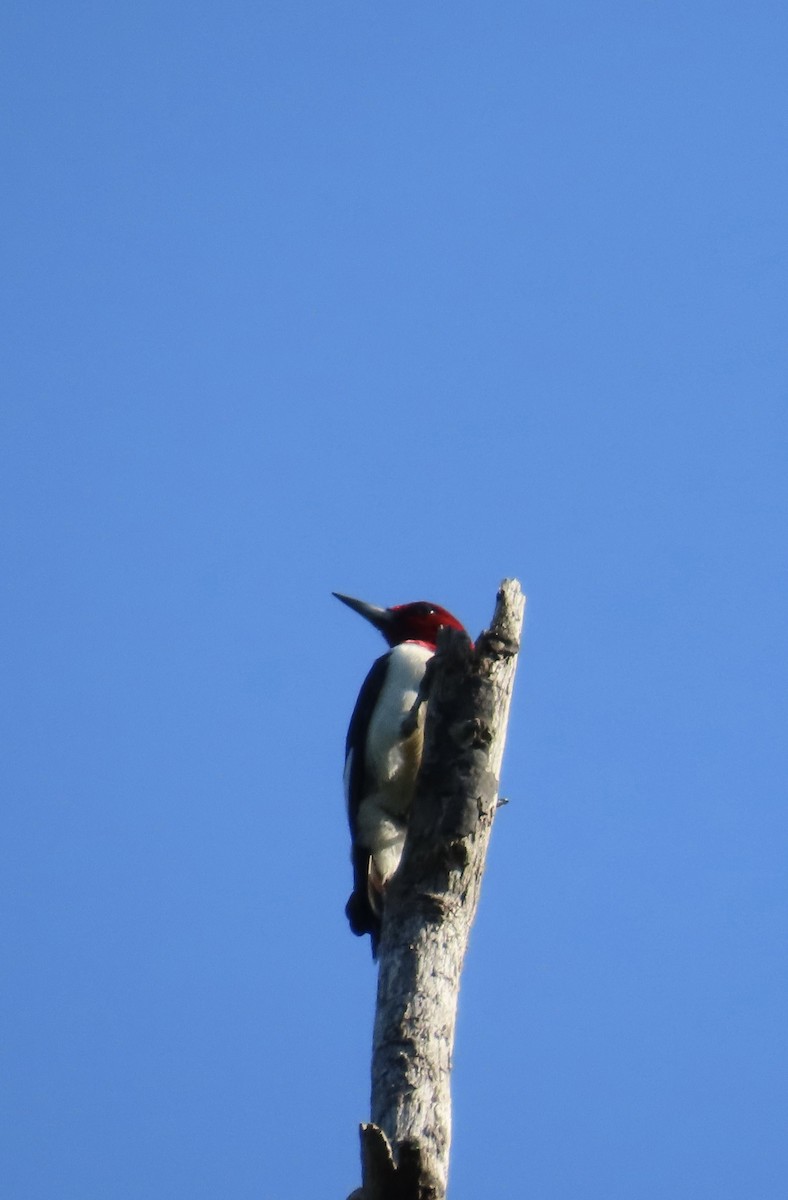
[343,651,391,952]
[344,651,390,838]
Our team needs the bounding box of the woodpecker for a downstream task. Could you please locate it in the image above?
[334,592,468,954]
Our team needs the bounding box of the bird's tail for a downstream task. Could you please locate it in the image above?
[345,888,381,958]
[346,845,382,957]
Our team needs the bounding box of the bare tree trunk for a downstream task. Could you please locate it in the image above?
[348,579,526,1200]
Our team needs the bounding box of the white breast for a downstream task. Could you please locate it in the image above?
[365,641,432,785]
[354,641,434,889]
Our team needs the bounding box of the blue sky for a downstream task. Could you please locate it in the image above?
[2,3,787,1197]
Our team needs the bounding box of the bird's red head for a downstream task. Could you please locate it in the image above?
[386,601,467,649]
[333,593,468,650]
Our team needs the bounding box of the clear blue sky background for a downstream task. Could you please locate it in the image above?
[2,3,786,1197]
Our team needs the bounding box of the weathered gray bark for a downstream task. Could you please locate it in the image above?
[349,579,526,1200]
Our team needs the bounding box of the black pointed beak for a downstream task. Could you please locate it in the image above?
[332,592,392,634]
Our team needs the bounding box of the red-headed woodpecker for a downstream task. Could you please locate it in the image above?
[334,592,468,954]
